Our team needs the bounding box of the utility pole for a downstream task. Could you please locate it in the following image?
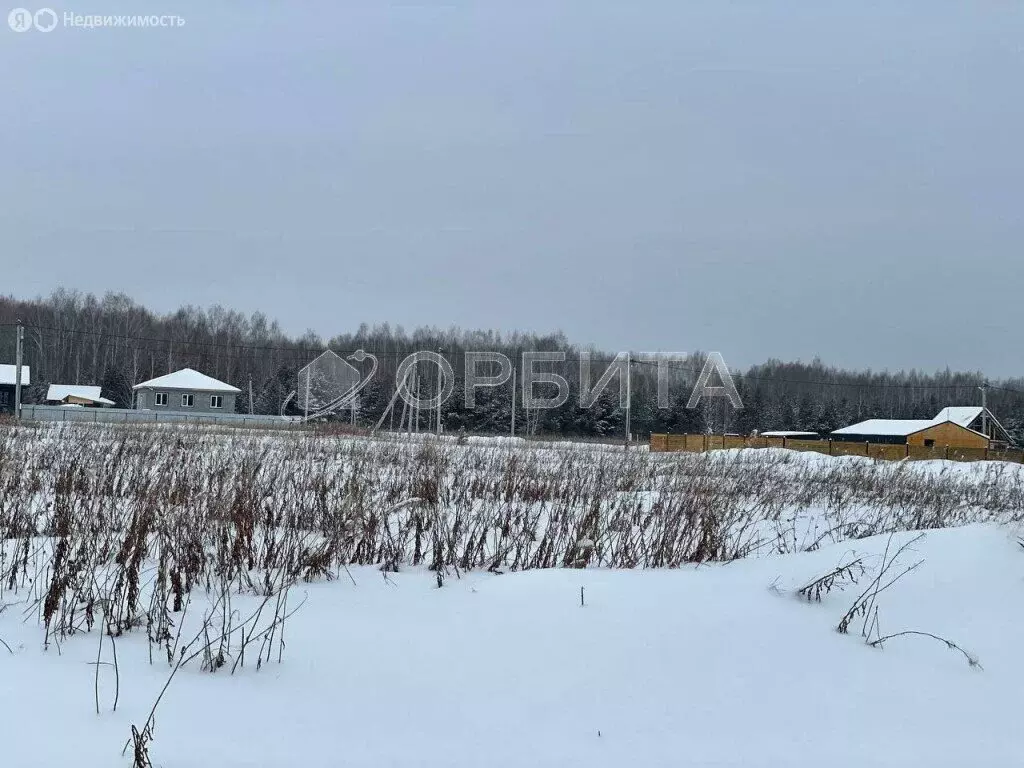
[248,376,254,415]
[524,387,529,437]
[510,366,517,437]
[624,352,632,450]
[403,369,412,436]
[14,320,24,422]
[303,366,311,422]
[436,347,444,435]
[522,358,530,438]
[374,365,410,435]
[980,382,989,439]
[413,370,420,434]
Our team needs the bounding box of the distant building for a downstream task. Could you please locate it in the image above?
[46,385,115,408]
[761,430,820,439]
[0,364,31,413]
[133,368,241,414]
[831,406,1013,449]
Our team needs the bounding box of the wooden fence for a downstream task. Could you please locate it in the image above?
[649,433,1024,464]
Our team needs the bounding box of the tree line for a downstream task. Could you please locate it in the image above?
[2,289,1022,441]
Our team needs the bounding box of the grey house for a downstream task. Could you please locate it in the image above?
[133,368,241,413]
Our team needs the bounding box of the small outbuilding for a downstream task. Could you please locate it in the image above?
[133,368,241,414]
[0,364,31,413]
[760,430,821,439]
[46,385,115,408]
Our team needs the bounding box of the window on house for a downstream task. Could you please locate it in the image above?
[181,393,195,408]
[154,392,168,407]
[924,439,936,448]
[0,391,9,406]
[210,395,223,409]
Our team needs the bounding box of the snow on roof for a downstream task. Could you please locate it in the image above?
[761,431,820,438]
[832,419,935,437]
[46,385,115,405]
[133,368,241,393]
[833,406,989,438]
[933,406,983,428]
[0,364,30,386]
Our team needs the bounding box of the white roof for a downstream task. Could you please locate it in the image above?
[833,406,987,438]
[0,364,31,386]
[832,419,935,437]
[133,368,241,393]
[46,385,116,405]
[933,406,983,428]
[761,430,820,437]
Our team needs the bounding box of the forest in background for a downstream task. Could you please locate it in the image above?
[2,289,1023,441]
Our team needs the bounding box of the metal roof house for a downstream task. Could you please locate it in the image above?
[831,406,1013,449]
[133,368,241,414]
[0,364,31,413]
[46,385,115,408]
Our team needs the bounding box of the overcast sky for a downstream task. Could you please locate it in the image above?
[2,1,1022,375]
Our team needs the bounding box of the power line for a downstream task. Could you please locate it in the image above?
[17,322,325,356]
[631,358,1015,393]
[7,320,1024,395]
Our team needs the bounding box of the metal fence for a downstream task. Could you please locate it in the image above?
[20,405,302,429]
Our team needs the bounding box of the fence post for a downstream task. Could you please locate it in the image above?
[905,444,909,458]
[828,439,833,456]
[703,433,707,452]
[945,446,949,460]
[865,442,869,456]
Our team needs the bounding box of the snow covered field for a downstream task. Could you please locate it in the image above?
[1,424,1022,766]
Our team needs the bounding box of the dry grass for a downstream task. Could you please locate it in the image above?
[0,422,1019,652]
[0,426,1020,639]
[1,422,1020,763]
[2,426,1022,616]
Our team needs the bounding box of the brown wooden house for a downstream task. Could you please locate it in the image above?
[832,406,1013,449]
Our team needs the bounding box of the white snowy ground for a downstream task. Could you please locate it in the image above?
[2,523,1021,767]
